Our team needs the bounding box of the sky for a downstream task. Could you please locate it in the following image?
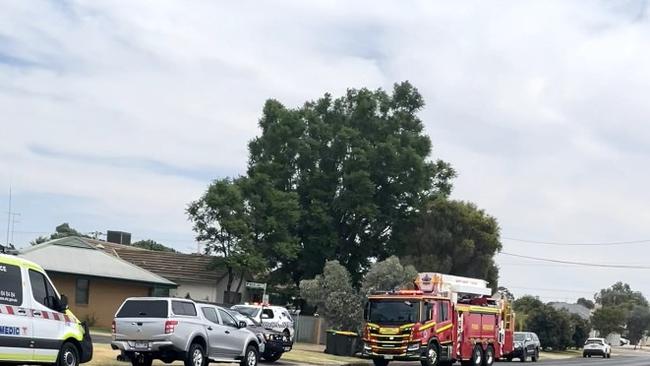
[2,0,650,303]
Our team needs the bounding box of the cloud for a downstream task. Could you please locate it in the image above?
[2,0,650,300]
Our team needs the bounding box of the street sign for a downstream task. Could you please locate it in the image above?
[246,281,266,289]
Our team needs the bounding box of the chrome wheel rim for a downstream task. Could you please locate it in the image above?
[192,349,203,366]
[63,350,76,366]
[247,350,257,366]
[428,347,438,363]
[474,348,482,365]
[487,349,494,364]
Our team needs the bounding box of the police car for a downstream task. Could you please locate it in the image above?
[0,252,93,366]
[231,303,295,343]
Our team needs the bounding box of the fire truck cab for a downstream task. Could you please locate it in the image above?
[361,273,515,366]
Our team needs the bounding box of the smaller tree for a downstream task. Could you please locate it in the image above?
[592,306,626,337]
[577,297,595,310]
[570,314,591,349]
[626,305,650,349]
[300,260,363,332]
[30,223,90,245]
[526,305,572,350]
[187,178,266,303]
[361,256,418,296]
[131,239,176,252]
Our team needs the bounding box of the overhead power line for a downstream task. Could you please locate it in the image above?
[500,252,650,269]
[502,236,650,246]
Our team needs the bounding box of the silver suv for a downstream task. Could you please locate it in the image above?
[111,298,262,366]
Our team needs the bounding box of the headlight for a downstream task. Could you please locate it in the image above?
[407,343,420,351]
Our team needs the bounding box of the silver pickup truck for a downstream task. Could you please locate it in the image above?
[111,297,263,366]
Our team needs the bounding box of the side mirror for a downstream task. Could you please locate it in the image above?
[238,321,247,329]
[363,302,369,320]
[58,295,69,312]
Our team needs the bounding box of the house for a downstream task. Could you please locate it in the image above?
[19,237,176,327]
[548,302,592,320]
[94,241,248,304]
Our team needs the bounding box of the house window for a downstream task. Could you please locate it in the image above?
[76,278,89,305]
[149,286,170,297]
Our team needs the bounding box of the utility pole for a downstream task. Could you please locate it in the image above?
[10,212,20,245]
[5,186,11,246]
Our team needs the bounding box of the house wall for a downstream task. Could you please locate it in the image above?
[170,281,218,302]
[171,275,248,304]
[49,273,152,328]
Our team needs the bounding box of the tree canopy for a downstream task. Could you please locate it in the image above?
[187,178,266,303]
[247,82,455,284]
[30,223,90,245]
[397,198,501,289]
[131,239,176,252]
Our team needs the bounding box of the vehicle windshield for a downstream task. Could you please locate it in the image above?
[514,333,526,341]
[368,300,420,325]
[230,311,261,327]
[232,305,261,318]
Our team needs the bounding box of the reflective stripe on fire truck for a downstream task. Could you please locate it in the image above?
[436,323,453,333]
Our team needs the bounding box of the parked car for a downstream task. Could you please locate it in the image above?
[228,310,292,362]
[0,253,93,366]
[231,303,295,341]
[620,337,630,346]
[505,331,540,362]
[583,338,611,358]
[111,297,263,366]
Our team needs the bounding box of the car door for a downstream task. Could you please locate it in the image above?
[0,263,34,363]
[28,269,65,363]
[200,306,229,358]
[261,307,276,331]
[217,308,248,357]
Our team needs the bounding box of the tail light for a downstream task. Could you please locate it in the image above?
[111,320,116,334]
[165,320,179,334]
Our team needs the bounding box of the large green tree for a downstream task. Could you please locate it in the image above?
[247,82,455,284]
[526,305,573,350]
[187,178,266,303]
[30,223,91,245]
[396,198,502,289]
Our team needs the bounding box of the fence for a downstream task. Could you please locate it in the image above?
[293,315,330,344]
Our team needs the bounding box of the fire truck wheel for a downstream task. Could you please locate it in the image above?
[471,345,483,366]
[372,359,390,366]
[483,346,495,366]
[420,342,440,366]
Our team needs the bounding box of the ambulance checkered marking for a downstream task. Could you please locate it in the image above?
[0,304,71,322]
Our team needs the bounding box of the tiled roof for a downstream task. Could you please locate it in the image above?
[93,240,226,285]
[19,237,176,286]
[549,302,592,320]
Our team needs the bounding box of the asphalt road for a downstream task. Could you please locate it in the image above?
[384,355,650,366]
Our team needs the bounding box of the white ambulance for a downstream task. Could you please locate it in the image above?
[0,252,93,365]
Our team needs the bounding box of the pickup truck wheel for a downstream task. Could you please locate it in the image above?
[240,345,259,366]
[185,342,206,366]
[58,342,80,366]
[262,351,282,362]
[130,354,152,366]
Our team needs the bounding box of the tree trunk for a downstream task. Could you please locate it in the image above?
[235,271,245,294]
[226,267,234,303]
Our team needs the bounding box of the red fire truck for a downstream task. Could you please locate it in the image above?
[361,273,515,366]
